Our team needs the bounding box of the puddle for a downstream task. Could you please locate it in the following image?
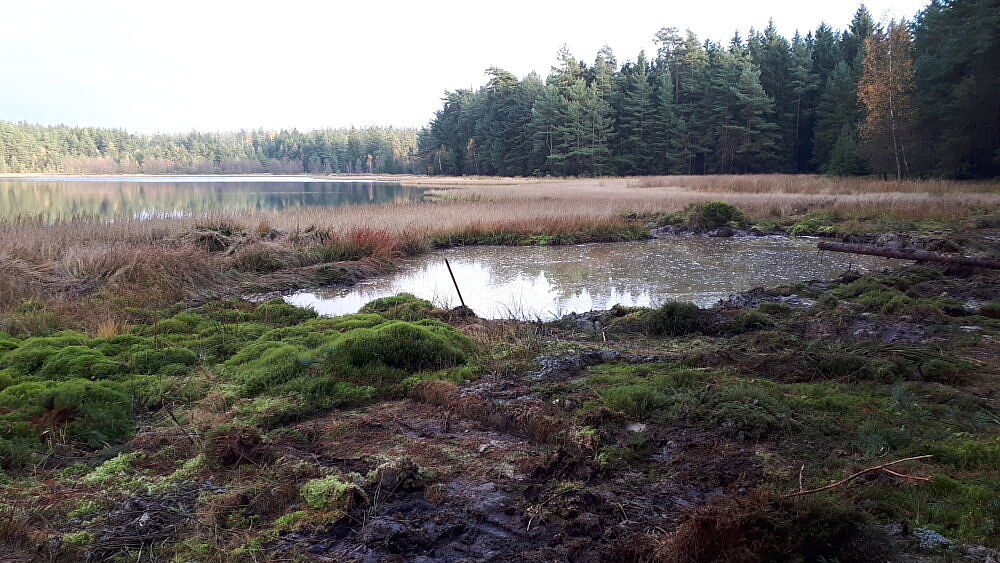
[286,237,904,320]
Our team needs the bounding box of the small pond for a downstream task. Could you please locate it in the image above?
[286,237,905,320]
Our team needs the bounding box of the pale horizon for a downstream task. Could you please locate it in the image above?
[4,0,929,134]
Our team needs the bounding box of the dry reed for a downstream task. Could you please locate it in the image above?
[1,174,996,316]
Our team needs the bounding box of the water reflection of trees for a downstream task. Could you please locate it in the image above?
[0,180,423,219]
[298,238,900,319]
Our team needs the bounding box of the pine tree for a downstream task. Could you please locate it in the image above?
[529,84,566,174]
[788,33,820,171]
[732,55,782,172]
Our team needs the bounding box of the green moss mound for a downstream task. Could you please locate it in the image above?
[0,379,132,468]
[0,331,92,376]
[330,319,470,371]
[0,296,476,463]
[789,218,836,236]
[35,346,122,380]
[359,293,436,321]
[828,278,913,313]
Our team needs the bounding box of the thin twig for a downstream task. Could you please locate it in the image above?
[881,467,931,481]
[164,403,198,447]
[784,454,933,498]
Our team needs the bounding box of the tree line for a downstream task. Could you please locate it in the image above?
[0,124,419,174]
[1,0,995,179]
[418,0,999,179]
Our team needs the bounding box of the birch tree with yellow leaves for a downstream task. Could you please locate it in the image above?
[857,21,917,180]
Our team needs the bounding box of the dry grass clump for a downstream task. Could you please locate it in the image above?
[656,492,892,562]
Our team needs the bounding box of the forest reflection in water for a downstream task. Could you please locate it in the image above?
[0,176,423,219]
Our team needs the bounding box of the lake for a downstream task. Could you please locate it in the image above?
[286,237,904,320]
[0,175,423,219]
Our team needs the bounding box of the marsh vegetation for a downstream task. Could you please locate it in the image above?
[0,173,997,561]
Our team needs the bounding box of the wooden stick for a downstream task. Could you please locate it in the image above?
[817,241,1000,270]
[881,467,931,481]
[783,454,933,498]
[444,258,467,308]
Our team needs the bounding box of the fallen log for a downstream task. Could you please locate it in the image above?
[817,241,1000,270]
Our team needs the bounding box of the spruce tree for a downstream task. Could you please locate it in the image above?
[616,52,655,174]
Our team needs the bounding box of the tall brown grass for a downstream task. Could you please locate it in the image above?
[623,174,1000,194]
[1,174,996,317]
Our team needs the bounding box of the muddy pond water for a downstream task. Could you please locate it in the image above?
[286,237,904,320]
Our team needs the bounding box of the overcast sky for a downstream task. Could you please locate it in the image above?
[3,0,929,133]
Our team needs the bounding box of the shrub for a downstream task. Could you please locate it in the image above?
[128,374,210,409]
[685,201,747,230]
[82,452,144,485]
[595,435,653,469]
[62,531,96,547]
[234,395,311,428]
[94,334,149,357]
[644,302,706,336]
[359,293,435,321]
[918,358,967,383]
[257,315,385,347]
[700,382,794,440]
[814,352,894,381]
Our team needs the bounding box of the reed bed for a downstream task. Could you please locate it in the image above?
[1,175,997,319]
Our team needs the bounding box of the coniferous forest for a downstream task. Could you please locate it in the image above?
[1,0,997,179]
[420,0,999,179]
[0,126,420,175]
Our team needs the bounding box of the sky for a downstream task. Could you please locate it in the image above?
[3,0,930,133]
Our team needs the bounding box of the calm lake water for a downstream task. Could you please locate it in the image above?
[286,237,903,320]
[0,175,423,219]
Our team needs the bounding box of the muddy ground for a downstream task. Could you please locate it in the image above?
[1,233,998,562]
